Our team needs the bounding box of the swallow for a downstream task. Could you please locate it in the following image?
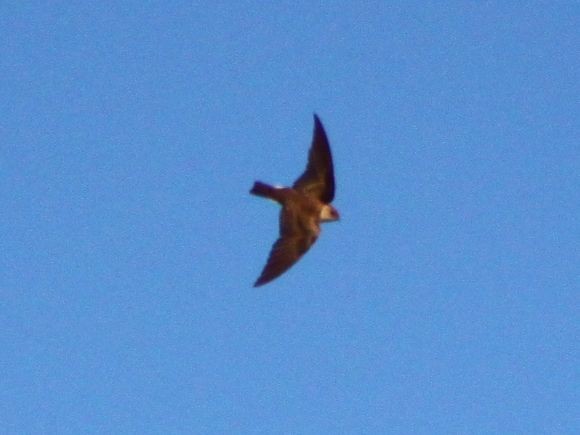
[250,114,340,287]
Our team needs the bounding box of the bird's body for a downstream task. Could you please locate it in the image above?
[250,115,339,287]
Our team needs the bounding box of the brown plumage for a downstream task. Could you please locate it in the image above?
[250,114,340,287]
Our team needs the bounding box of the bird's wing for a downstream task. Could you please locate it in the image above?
[292,114,335,203]
[253,233,318,287]
[254,204,319,287]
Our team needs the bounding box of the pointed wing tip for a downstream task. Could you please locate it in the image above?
[313,114,326,137]
[253,269,272,287]
[253,277,269,287]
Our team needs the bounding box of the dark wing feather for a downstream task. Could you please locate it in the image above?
[253,233,317,287]
[292,114,335,203]
[254,201,319,287]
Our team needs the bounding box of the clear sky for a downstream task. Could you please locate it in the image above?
[2,2,578,434]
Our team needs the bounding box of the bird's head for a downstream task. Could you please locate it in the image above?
[320,204,340,222]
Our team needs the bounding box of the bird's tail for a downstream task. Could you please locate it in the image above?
[250,181,284,203]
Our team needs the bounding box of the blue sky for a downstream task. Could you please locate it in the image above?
[2,2,578,433]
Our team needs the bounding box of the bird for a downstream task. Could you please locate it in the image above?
[250,114,340,287]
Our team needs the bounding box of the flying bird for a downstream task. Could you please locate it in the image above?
[250,114,340,287]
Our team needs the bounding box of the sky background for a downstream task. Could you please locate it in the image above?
[2,2,579,434]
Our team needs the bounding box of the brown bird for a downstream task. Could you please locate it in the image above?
[250,114,340,287]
